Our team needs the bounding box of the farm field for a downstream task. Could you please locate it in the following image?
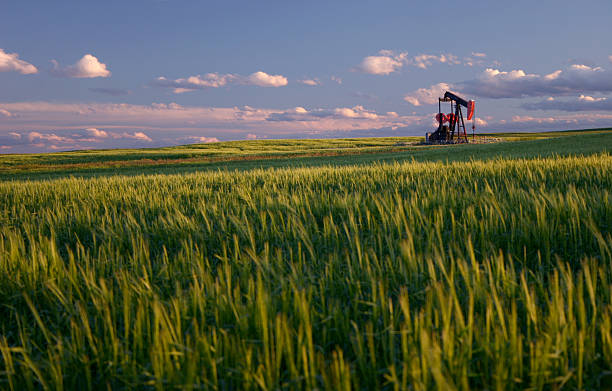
[1,128,611,181]
[0,129,611,389]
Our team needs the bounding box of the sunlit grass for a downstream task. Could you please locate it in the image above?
[0,153,611,389]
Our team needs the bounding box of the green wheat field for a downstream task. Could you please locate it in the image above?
[1,129,611,390]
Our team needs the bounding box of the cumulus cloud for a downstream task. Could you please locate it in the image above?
[152,71,287,93]
[473,117,488,127]
[247,71,288,87]
[87,130,151,142]
[181,136,219,143]
[521,95,612,112]
[412,53,460,69]
[0,48,38,74]
[0,127,158,153]
[579,94,606,102]
[463,52,491,67]
[458,64,612,98]
[152,73,238,93]
[12,100,605,150]
[331,75,342,84]
[246,133,257,139]
[51,54,111,78]
[28,131,72,143]
[298,78,320,86]
[0,108,12,117]
[333,106,379,119]
[89,87,130,96]
[511,115,560,124]
[118,131,152,142]
[511,113,612,125]
[404,63,612,111]
[403,83,452,106]
[356,50,466,75]
[266,105,380,122]
[151,102,184,110]
[358,53,406,75]
[264,107,310,122]
[0,101,430,145]
[86,128,108,138]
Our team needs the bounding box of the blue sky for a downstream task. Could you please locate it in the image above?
[1,0,612,152]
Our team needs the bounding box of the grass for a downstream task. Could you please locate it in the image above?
[0,128,611,389]
[0,128,611,181]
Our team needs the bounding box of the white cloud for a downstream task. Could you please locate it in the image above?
[458,64,612,98]
[51,54,111,78]
[0,108,12,117]
[463,53,490,67]
[569,64,601,71]
[11,101,606,148]
[544,70,562,80]
[412,53,460,69]
[298,78,320,86]
[246,133,257,139]
[579,94,606,102]
[473,117,488,126]
[28,131,72,143]
[0,49,38,74]
[117,131,152,142]
[511,115,558,124]
[512,113,612,124]
[609,55,612,63]
[181,136,219,143]
[264,105,413,125]
[333,105,378,119]
[265,107,315,122]
[404,82,452,106]
[450,112,612,132]
[0,128,157,153]
[356,50,468,75]
[152,73,238,93]
[522,95,612,112]
[0,101,429,140]
[247,71,288,87]
[358,54,405,75]
[151,102,184,110]
[132,132,152,141]
[331,75,342,84]
[153,71,287,93]
[86,128,108,138]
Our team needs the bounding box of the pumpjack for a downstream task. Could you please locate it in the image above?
[426,91,475,143]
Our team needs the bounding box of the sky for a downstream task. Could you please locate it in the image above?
[1,0,612,153]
